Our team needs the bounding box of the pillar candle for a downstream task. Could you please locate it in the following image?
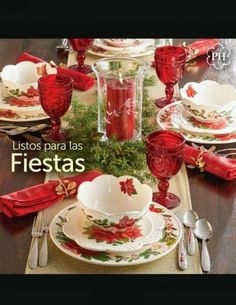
[106,79,135,141]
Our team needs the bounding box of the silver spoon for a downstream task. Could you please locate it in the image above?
[175,211,188,270]
[183,210,199,256]
[194,219,212,272]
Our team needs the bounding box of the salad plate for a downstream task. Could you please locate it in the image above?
[88,39,158,58]
[157,102,236,144]
[63,204,165,253]
[179,107,236,135]
[50,202,181,266]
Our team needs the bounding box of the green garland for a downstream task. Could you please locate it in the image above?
[40,75,157,182]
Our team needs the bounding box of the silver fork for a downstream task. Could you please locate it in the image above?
[39,210,52,267]
[28,215,43,269]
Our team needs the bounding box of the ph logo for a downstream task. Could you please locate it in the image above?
[207,43,231,70]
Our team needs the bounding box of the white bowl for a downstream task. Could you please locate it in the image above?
[1,61,56,99]
[77,174,153,228]
[180,80,236,123]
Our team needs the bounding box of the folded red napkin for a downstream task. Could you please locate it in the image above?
[16,52,95,91]
[0,170,101,218]
[186,39,219,60]
[184,144,236,181]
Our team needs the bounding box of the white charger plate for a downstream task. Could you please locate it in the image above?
[50,202,181,266]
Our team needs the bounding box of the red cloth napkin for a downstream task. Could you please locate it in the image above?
[16,52,95,91]
[0,170,101,218]
[186,39,219,60]
[184,144,236,181]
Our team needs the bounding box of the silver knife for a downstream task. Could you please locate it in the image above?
[175,211,188,271]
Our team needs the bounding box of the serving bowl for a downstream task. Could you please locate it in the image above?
[180,80,236,123]
[77,174,153,229]
[1,61,56,100]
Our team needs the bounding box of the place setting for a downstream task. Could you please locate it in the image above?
[1,38,236,275]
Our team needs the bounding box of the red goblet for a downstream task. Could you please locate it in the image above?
[154,46,187,109]
[146,130,185,209]
[68,38,94,74]
[38,74,73,142]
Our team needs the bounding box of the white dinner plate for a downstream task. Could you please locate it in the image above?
[50,202,181,266]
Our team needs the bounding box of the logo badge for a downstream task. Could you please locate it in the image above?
[207,43,231,70]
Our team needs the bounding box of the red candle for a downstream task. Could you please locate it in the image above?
[106,79,135,141]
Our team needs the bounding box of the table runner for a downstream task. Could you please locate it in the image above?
[25,50,201,274]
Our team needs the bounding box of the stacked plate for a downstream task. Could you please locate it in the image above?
[50,175,182,266]
[157,81,236,145]
[157,102,236,144]
[88,39,159,58]
[0,61,56,122]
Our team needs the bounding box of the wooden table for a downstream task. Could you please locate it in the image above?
[0,39,235,274]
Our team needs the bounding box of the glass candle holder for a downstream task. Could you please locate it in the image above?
[92,57,146,141]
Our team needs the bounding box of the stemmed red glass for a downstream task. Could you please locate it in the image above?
[154,46,187,109]
[38,74,73,142]
[68,38,94,74]
[146,130,185,209]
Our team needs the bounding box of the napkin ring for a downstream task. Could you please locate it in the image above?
[188,145,216,172]
[55,176,77,197]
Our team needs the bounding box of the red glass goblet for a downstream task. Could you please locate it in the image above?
[146,130,185,209]
[154,46,187,109]
[68,38,94,74]
[38,74,73,142]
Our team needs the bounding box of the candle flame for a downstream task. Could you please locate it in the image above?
[118,71,123,85]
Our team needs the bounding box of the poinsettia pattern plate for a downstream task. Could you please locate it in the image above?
[157,102,236,144]
[179,106,236,135]
[50,202,182,266]
[0,83,48,122]
[62,204,165,253]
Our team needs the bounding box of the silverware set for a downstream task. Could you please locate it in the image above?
[28,207,55,269]
[0,123,49,136]
[175,210,212,273]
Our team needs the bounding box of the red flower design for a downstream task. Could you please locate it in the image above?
[8,97,40,107]
[119,178,137,196]
[149,204,163,213]
[22,86,39,98]
[0,109,17,118]
[186,85,197,98]
[115,216,136,229]
[190,117,227,130]
[84,222,142,244]
[63,240,99,256]
[36,64,48,77]
[214,133,236,141]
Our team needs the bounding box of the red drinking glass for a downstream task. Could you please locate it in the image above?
[38,74,73,142]
[68,38,94,74]
[154,46,187,108]
[146,130,185,209]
